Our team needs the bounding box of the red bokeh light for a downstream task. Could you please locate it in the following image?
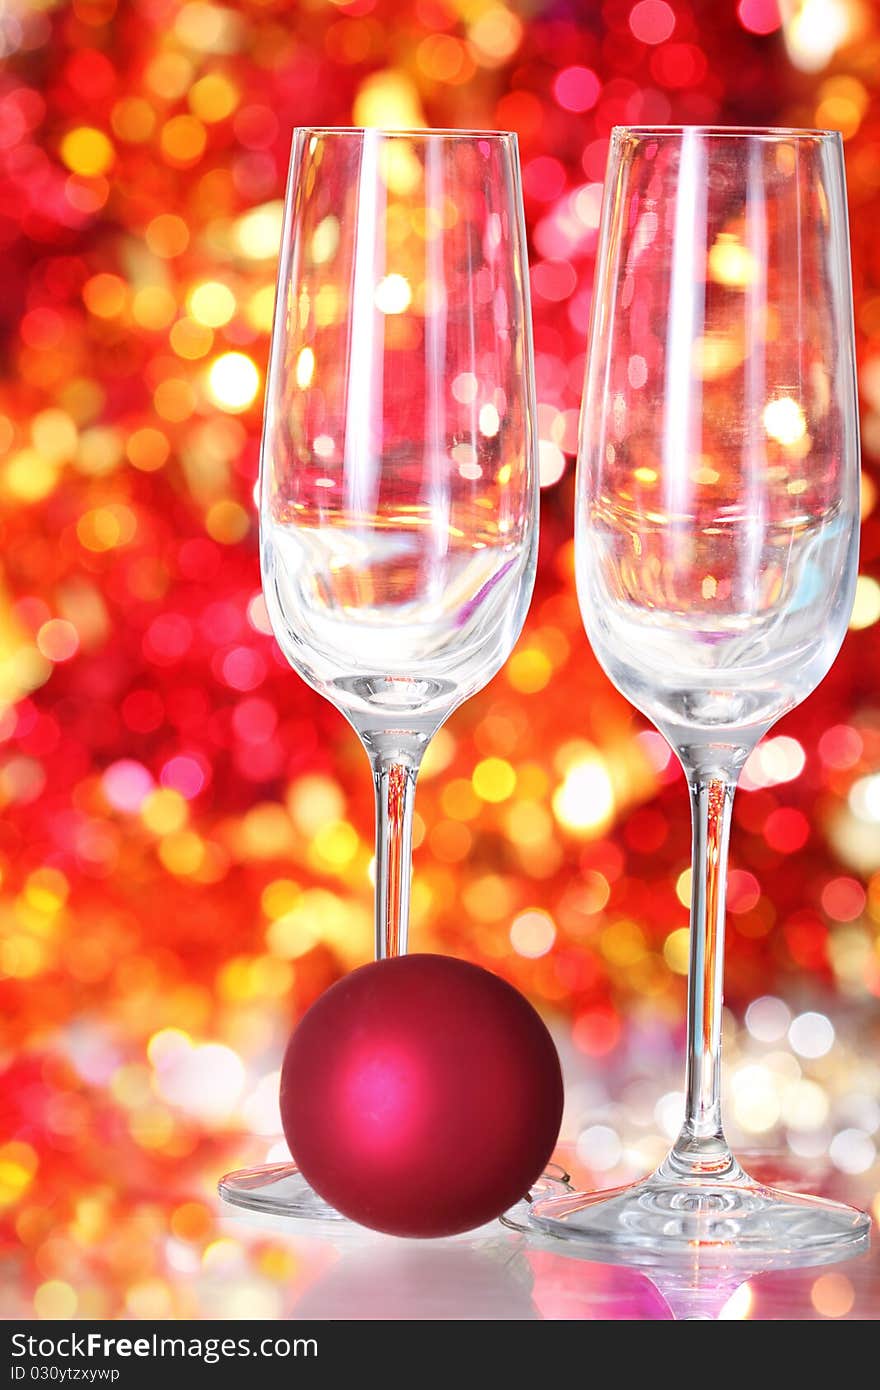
[629,1,677,46]
[737,0,782,37]
[553,66,602,114]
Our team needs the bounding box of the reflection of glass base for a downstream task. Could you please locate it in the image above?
[528,1169,871,1264]
[219,1161,572,1229]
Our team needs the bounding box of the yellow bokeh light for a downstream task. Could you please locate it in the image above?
[153,379,196,423]
[25,867,69,914]
[441,777,481,821]
[0,936,47,979]
[468,6,524,66]
[132,286,177,330]
[676,868,693,906]
[206,353,260,412]
[142,788,188,835]
[479,403,500,437]
[601,920,646,967]
[416,34,470,82]
[782,0,851,73]
[663,927,691,974]
[126,1280,173,1319]
[76,425,123,476]
[145,213,190,258]
[129,1105,175,1150]
[159,830,205,877]
[295,347,316,388]
[188,72,239,123]
[505,800,552,847]
[60,126,114,177]
[374,273,412,315]
[31,409,77,461]
[111,96,156,143]
[169,1198,211,1243]
[265,907,318,959]
[82,273,128,319]
[472,757,517,803]
[169,317,213,361]
[160,114,207,166]
[849,575,880,630]
[287,773,345,833]
[189,280,237,327]
[815,94,863,139]
[508,647,553,693]
[34,1280,77,1319]
[126,427,170,473]
[0,1141,38,1208]
[861,472,876,519]
[5,450,58,502]
[763,396,807,446]
[146,51,193,100]
[233,202,284,260]
[311,820,360,869]
[708,233,756,287]
[552,757,614,833]
[353,69,425,130]
[261,878,300,920]
[205,499,250,544]
[246,284,276,332]
[815,76,869,140]
[77,505,136,552]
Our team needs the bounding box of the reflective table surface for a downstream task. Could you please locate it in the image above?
[219,1152,879,1321]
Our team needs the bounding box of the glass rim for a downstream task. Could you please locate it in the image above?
[613,124,842,140]
[292,125,517,141]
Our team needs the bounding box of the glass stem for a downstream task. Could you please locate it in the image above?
[664,771,742,1181]
[372,755,420,960]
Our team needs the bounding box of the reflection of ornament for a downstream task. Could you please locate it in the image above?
[291,1237,539,1321]
[281,955,563,1237]
[527,1247,672,1320]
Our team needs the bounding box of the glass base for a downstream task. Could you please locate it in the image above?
[528,1166,871,1264]
[219,1161,573,1230]
[218,1162,344,1222]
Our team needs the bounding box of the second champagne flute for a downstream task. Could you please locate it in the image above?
[531,126,870,1258]
[219,127,542,1220]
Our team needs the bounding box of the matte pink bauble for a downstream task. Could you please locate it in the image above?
[280,954,564,1237]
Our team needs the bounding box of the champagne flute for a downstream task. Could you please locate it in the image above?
[530,127,870,1256]
[219,127,543,1220]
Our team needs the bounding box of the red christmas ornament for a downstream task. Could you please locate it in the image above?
[281,954,564,1237]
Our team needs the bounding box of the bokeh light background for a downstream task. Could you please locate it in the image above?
[2,0,880,1321]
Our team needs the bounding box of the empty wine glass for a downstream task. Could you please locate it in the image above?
[530,127,870,1256]
[219,127,546,1220]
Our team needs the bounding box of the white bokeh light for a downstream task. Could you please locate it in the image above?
[745,995,791,1043]
[788,1012,835,1059]
[576,1124,622,1172]
[829,1128,876,1175]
